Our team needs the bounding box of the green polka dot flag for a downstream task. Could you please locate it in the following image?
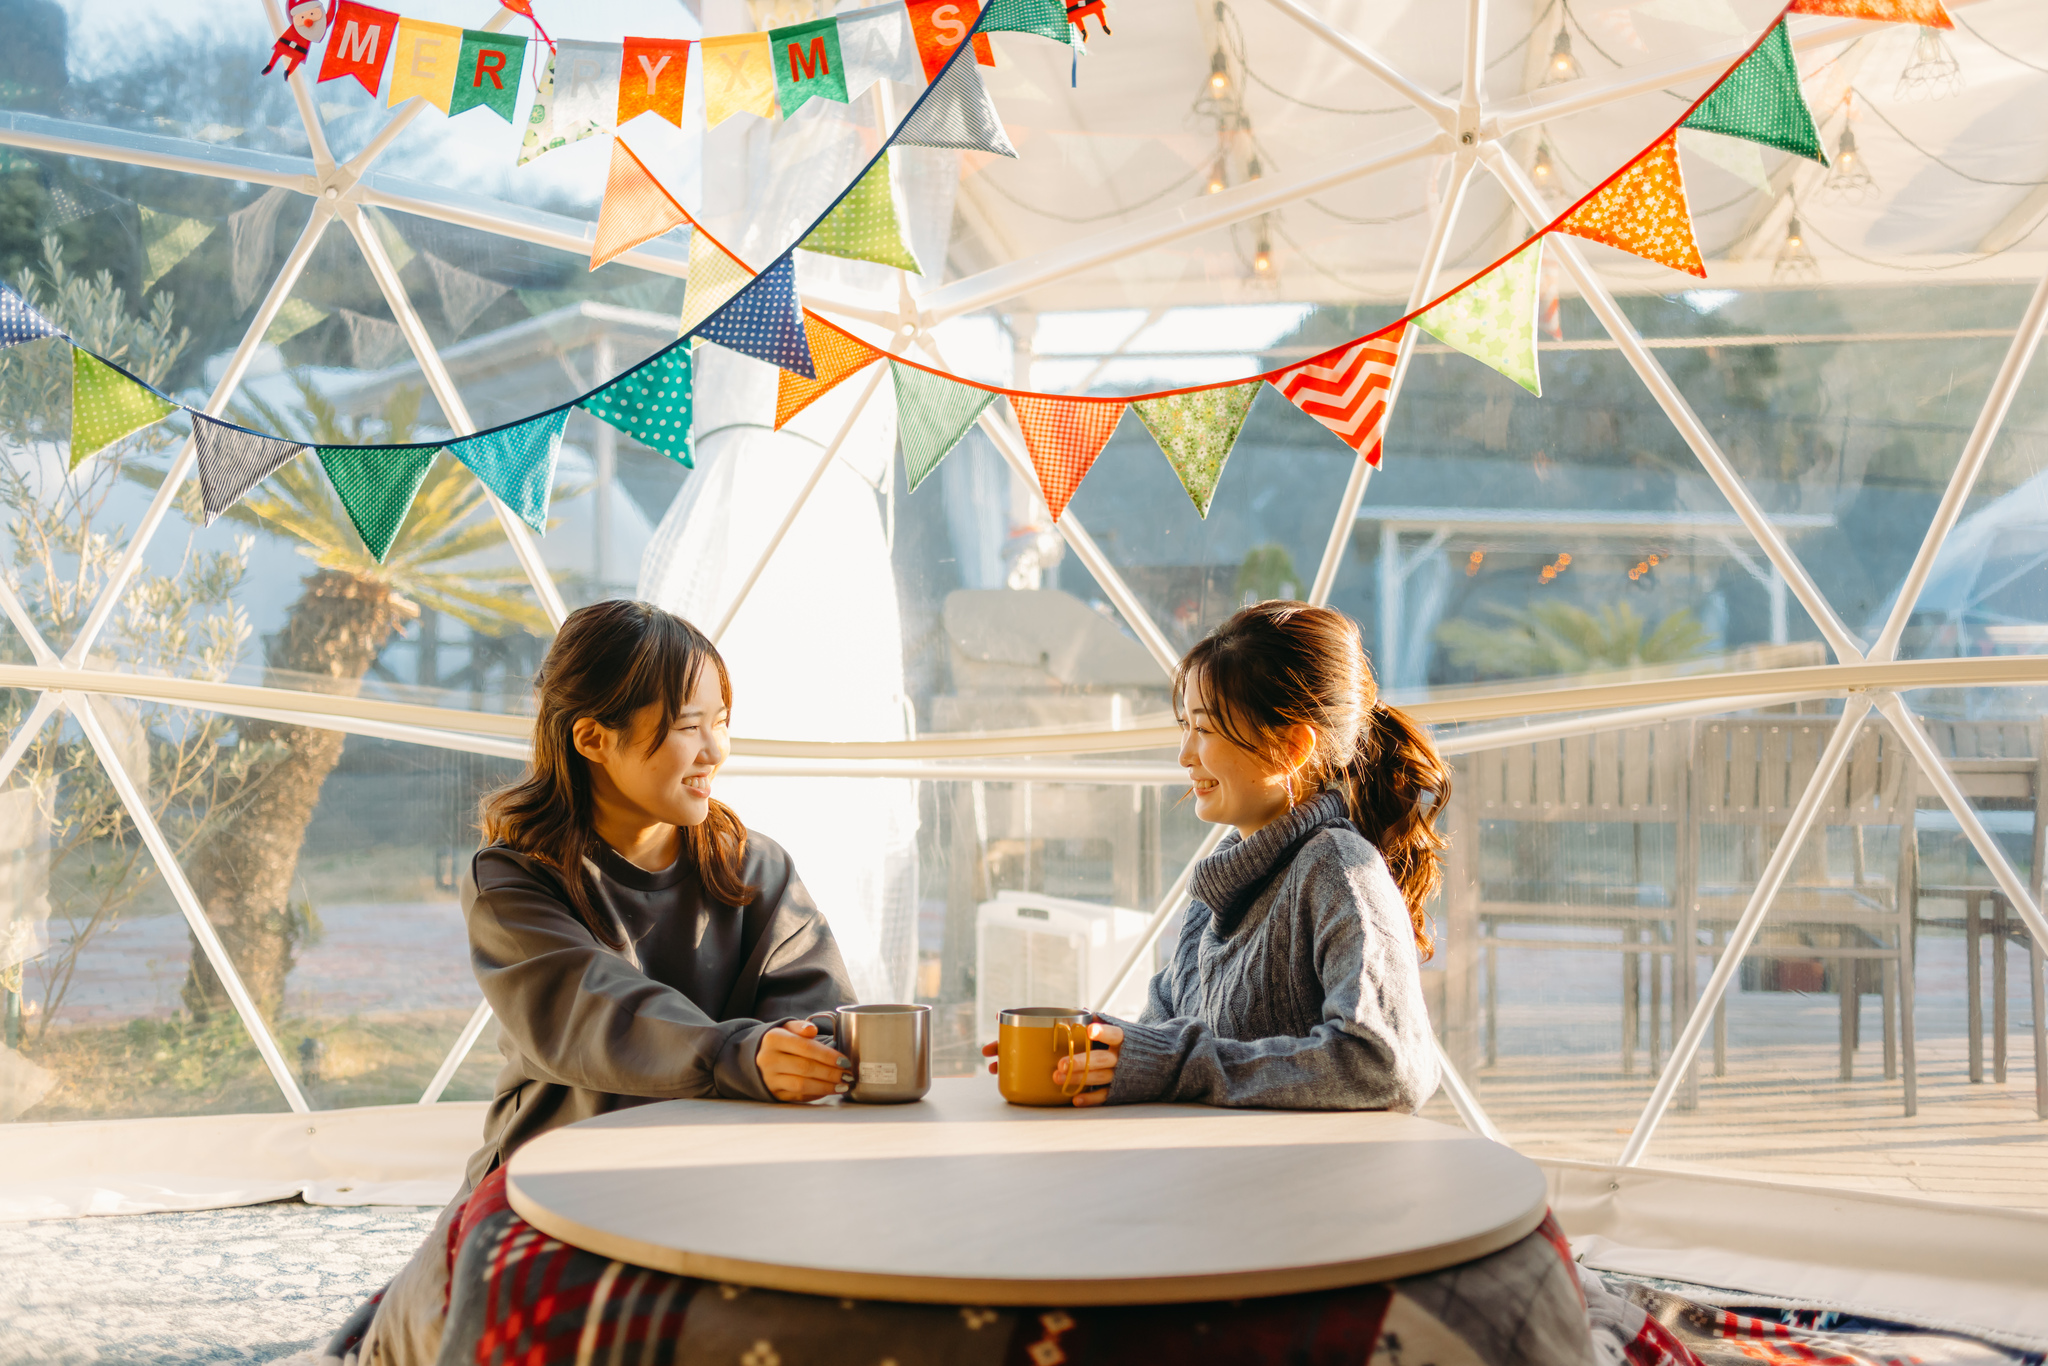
[982,0,1073,44]
[799,155,921,274]
[70,348,176,469]
[1681,20,1829,166]
[580,343,695,467]
[315,444,443,563]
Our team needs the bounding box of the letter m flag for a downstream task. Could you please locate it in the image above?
[1274,335,1402,465]
[770,17,848,116]
[319,1,400,96]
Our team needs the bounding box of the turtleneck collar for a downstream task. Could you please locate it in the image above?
[1190,790,1348,934]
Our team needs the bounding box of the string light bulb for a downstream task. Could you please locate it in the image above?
[1896,24,1961,100]
[1252,225,1274,277]
[1246,155,1263,181]
[1207,159,1227,194]
[1823,125,1875,201]
[1209,47,1231,94]
[1532,141,1561,200]
[1773,213,1819,282]
[1544,30,1583,85]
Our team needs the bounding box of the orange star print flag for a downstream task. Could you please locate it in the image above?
[1556,133,1705,278]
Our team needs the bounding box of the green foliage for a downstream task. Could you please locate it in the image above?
[1236,542,1300,604]
[1435,599,1711,680]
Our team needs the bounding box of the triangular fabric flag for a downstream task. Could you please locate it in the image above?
[1274,335,1400,463]
[691,254,816,379]
[771,18,849,117]
[192,415,307,523]
[591,140,689,271]
[70,349,175,468]
[1787,0,1951,25]
[893,361,994,491]
[580,343,694,466]
[1681,20,1829,166]
[702,34,778,128]
[318,1,399,95]
[423,254,511,336]
[264,296,328,346]
[450,30,528,121]
[1418,237,1544,397]
[228,187,290,311]
[519,51,607,165]
[450,408,568,535]
[1011,394,1122,520]
[1132,382,1259,519]
[316,444,441,562]
[387,18,461,111]
[1677,127,1772,193]
[0,281,60,348]
[982,0,1073,44]
[339,308,408,369]
[776,317,881,430]
[1557,133,1705,278]
[798,155,921,273]
[139,207,215,292]
[678,229,752,338]
[620,37,692,126]
[906,0,995,82]
[838,2,922,98]
[894,57,1017,158]
[551,41,625,129]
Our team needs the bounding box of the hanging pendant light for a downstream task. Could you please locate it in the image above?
[1896,25,1961,100]
[1773,213,1819,282]
[1532,141,1562,200]
[1251,220,1275,283]
[1206,158,1228,194]
[1823,126,1875,202]
[1208,47,1231,95]
[1544,30,1583,85]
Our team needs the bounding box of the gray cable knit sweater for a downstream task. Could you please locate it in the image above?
[1103,791,1441,1111]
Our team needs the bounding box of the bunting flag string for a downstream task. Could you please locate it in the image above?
[771,18,851,116]
[1012,395,1123,521]
[387,18,463,111]
[0,282,60,349]
[906,0,997,81]
[316,443,442,563]
[449,408,569,534]
[1132,383,1260,519]
[318,1,398,94]
[192,416,308,524]
[1785,0,1951,24]
[895,361,994,490]
[591,140,689,271]
[70,350,176,469]
[139,208,215,293]
[1680,19,1829,166]
[1274,336,1400,464]
[703,34,779,128]
[619,37,692,126]
[450,29,530,122]
[690,253,816,378]
[893,57,1018,157]
[581,344,695,465]
[1417,236,1545,397]
[798,155,922,273]
[678,229,753,337]
[1556,133,1705,278]
[776,318,882,429]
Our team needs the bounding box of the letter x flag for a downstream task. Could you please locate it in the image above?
[1273,334,1401,465]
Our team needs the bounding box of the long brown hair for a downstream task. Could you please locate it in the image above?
[480,600,754,947]
[1174,601,1450,957]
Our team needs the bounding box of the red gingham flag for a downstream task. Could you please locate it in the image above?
[1011,394,1125,521]
[1274,335,1401,464]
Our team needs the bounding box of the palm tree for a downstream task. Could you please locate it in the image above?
[179,374,554,1021]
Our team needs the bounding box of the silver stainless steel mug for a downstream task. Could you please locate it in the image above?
[805,1003,932,1104]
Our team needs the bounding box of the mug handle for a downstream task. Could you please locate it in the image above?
[1057,1018,1090,1098]
[803,1011,838,1037]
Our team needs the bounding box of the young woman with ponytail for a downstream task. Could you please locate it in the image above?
[991,600,1449,1111]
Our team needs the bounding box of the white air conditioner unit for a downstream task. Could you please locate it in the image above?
[974,890,1153,1050]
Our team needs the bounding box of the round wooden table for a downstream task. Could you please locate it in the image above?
[506,1076,1547,1306]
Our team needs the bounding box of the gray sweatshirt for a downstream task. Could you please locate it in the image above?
[1104,791,1441,1111]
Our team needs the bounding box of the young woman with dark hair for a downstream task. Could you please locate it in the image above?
[987,600,1449,1111]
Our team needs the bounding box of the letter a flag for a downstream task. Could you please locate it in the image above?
[702,34,778,128]
[1132,382,1260,519]
[982,0,1074,44]
[1418,237,1544,397]
[772,18,849,117]
[316,444,442,562]
[799,155,921,272]
[1557,133,1705,277]
[620,37,692,126]
[776,317,881,430]
[192,415,307,524]
[0,282,59,348]
[1787,0,1951,25]
[894,361,994,491]
[691,253,816,379]
[895,58,1017,158]
[581,343,695,466]
[591,140,689,271]
[387,17,461,111]
[70,350,175,468]
[839,2,921,98]
[451,30,528,122]
[450,408,568,534]
[1274,335,1400,464]
[678,229,752,338]
[1012,395,1123,520]
[1682,20,1828,166]
[318,1,398,95]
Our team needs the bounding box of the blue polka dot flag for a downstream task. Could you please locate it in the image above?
[579,342,694,467]
[0,281,60,349]
[448,407,569,535]
[687,253,817,380]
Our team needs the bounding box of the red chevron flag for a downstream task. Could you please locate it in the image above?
[1274,335,1401,464]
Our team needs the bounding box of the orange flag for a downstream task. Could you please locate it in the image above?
[1786,0,1952,27]
[1011,394,1124,521]
[1556,132,1705,278]
[591,140,689,271]
[905,0,995,83]
[776,316,881,429]
[619,37,692,126]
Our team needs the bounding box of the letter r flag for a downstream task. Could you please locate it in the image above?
[317,0,399,95]
[769,18,847,117]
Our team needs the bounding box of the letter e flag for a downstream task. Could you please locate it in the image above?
[318,1,398,96]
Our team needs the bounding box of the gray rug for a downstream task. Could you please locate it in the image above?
[0,1201,440,1365]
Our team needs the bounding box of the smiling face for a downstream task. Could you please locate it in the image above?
[290,1,326,39]
[574,664,730,833]
[1177,666,1314,840]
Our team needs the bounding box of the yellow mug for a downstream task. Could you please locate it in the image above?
[997,1007,1094,1106]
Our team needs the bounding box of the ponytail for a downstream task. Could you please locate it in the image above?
[1341,703,1450,960]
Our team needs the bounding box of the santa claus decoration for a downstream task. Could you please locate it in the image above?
[263,0,329,77]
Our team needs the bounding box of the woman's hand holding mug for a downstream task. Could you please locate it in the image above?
[758,1019,853,1102]
[981,1020,1122,1107]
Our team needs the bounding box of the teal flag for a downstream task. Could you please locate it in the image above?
[893,361,993,491]
[1681,21,1829,166]
[771,18,848,117]
[317,444,442,563]
[450,407,567,534]
[982,0,1073,43]
[579,343,694,467]
[451,30,530,121]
